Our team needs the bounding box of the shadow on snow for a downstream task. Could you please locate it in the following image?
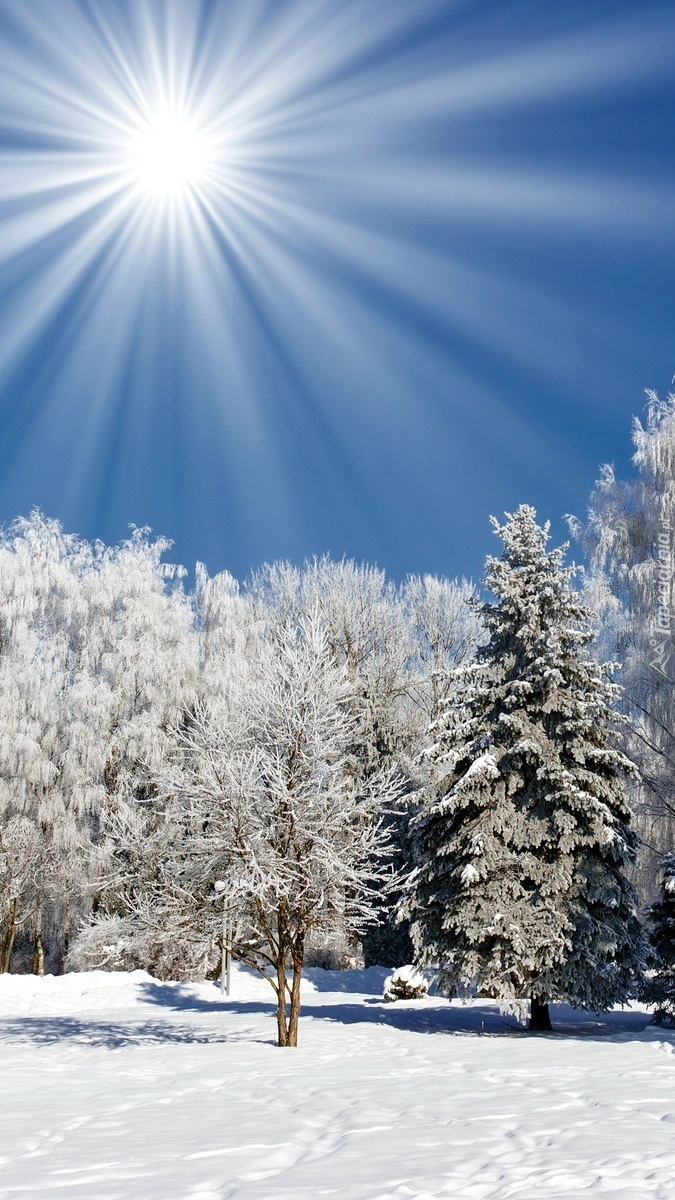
[0,1014,254,1048]
[135,980,659,1042]
[0,975,661,1048]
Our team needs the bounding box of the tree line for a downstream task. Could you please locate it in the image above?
[2,393,675,1043]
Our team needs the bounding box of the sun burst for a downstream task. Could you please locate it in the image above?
[125,108,212,202]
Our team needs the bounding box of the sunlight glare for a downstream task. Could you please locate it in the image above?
[127,110,211,200]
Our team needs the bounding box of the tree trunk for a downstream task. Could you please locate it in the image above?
[63,895,71,959]
[287,938,305,1048]
[529,995,553,1031]
[1,898,18,974]
[32,904,45,976]
[276,958,289,1046]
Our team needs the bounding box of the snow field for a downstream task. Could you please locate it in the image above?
[1,967,674,1199]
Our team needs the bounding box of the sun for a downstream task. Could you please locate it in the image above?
[126,109,211,201]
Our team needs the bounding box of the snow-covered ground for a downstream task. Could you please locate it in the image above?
[1,967,674,1199]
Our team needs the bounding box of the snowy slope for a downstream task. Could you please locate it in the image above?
[1,966,674,1199]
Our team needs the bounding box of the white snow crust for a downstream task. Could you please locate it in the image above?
[1,966,674,1199]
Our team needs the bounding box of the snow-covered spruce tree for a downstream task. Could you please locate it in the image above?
[403,506,646,1031]
[147,611,400,1046]
[643,854,675,1023]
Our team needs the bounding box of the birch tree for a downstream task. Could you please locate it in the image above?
[0,514,91,971]
[0,516,199,971]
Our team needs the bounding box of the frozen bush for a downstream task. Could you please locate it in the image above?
[304,930,365,971]
[383,963,429,1002]
[66,915,216,981]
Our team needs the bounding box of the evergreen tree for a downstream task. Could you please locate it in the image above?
[644,854,675,1023]
[404,506,646,1030]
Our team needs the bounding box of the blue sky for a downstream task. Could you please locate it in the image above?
[0,0,674,583]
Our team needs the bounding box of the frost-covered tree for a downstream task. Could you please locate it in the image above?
[246,560,413,967]
[402,574,483,730]
[246,559,481,967]
[71,529,199,924]
[194,561,253,699]
[362,572,482,966]
[404,506,646,1030]
[0,513,480,984]
[0,514,200,972]
[248,557,415,774]
[0,817,44,972]
[570,392,675,900]
[69,561,251,983]
[0,514,93,972]
[76,528,198,812]
[145,613,400,1046]
[643,854,675,1023]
